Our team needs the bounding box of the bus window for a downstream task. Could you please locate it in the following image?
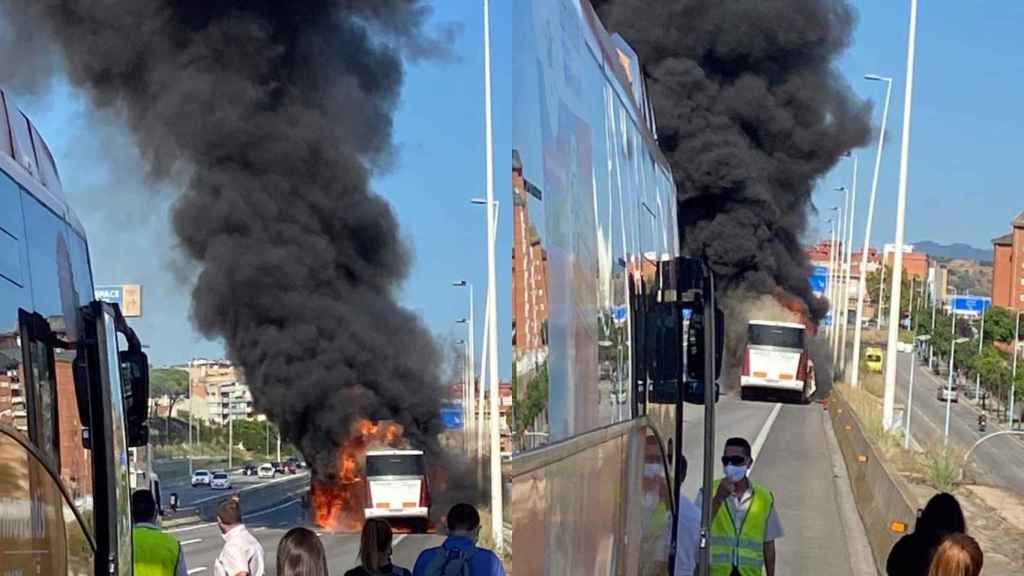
[0,171,26,288]
[9,111,38,177]
[20,311,61,470]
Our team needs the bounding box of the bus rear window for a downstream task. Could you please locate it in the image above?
[365,454,425,477]
[747,325,804,349]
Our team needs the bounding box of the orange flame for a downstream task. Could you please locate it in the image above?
[775,290,818,336]
[311,418,408,532]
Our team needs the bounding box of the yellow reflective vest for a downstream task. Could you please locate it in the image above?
[133,524,181,576]
[708,480,774,576]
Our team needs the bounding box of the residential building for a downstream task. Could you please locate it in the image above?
[883,244,929,280]
[186,358,253,425]
[992,210,1024,310]
[512,150,550,403]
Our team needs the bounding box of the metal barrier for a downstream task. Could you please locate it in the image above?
[829,395,918,574]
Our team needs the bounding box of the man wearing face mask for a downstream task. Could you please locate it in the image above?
[696,437,783,576]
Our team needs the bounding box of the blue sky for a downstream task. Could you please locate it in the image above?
[811,1,1024,251]
[13,1,511,377]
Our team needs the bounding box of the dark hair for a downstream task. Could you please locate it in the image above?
[217,498,243,526]
[359,519,393,572]
[277,527,329,576]
[724,437,752,459]
[917,493,966,538]
[928,533,983,576]
[131,489,157,524]
[447,503,480,532]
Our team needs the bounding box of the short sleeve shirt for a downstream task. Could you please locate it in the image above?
[214,525,265,576]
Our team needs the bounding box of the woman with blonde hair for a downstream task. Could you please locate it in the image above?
[928,533,983,576]
[277,527,329,576]
[344,519,412,576]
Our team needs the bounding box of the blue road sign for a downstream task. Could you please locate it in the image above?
[821,310,833,326]
[440,406,464,429]
[613,305,628,322]
[951,295,992,314]
[810,266,830,295]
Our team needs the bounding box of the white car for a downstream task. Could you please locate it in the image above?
[257,463,276,479]
[210,471,232,490]
[938,385,959,403]
[190,469,211,487]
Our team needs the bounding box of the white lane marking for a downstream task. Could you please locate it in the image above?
[168,522,218,534]
[180,538,202,546]
[252,527,268,532]
[247,498,299,518]
[187,569,207,575]
[748,402,782,475]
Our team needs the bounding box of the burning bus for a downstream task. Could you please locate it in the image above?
[310,419,432,533]
[740,293,819,404]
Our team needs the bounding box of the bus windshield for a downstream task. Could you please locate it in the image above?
[365,454,425,477]
[748,324,805,349]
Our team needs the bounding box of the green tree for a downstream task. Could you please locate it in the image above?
[982,306,1017,343]
[864,266,917,323]
[150,367,189,436]
[513,363,548,439]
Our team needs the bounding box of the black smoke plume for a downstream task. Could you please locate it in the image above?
[4,1,454,480]
[594,0,872,321]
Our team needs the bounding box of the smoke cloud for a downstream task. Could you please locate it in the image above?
[594,0,872,322]
[4,1,454,480]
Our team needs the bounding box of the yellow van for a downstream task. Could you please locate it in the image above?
[865,347,884,372]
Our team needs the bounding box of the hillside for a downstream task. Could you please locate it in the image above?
[913,240,992,263]
[947,258,993,298]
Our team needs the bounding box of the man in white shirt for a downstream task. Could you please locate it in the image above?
[213,498,265,576]
[674,455,701,576]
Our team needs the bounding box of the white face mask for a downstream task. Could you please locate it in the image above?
[723,464,748,482]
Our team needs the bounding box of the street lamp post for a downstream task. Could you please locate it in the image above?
[852,73,893,389]
[833,186,849,367]
[883,0,919,431]
[471,200,500,463]
[827,210,839,340]
[929,304,937,370]
[1011,311,1022,429]
[945,334,969,445]
[975,306,986,402]
[840,154,859,379]
[454,281,476,447]
[905,345,918,450]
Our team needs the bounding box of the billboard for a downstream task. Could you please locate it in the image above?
[951,295,991,316]
[809,266,830,296]
[95,284,142,317]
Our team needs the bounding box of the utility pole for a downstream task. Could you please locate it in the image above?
[976,307,986,402]
[840,154,859,378]
[883,0,919,432]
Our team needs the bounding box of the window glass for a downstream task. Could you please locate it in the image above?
[10,111,38,177]
[26,338,59,469]
[21,190,65,318]
[67,231,93,309]
[0,171,26,287]
[0,90,12,157]
[365,454,426,477]
[30,124,61,194]
[102,312,133,575]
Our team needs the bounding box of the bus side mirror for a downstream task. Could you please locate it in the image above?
[119,348,150,447]
[683,306,725,405]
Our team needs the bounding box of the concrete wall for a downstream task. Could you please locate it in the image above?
[829,395,918,574]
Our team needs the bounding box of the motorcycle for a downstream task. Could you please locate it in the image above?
[978,415,988,433]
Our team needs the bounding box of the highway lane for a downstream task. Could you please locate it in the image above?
[172,498,444,574]
[894,351,1024,494]
[680,395,867,576]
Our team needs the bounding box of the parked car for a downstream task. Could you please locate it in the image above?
[210,471,232,490]
[938,384,959,403]
[191,469,212,487]
[241,463,258,476]
[258,463,276,479]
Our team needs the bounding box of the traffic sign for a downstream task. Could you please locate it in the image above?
[951,295,991,315]
[440,406,464,429]
[95,284,142,317]
[809,266,830,296]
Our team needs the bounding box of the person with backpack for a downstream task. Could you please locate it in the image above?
[413,503,506,576]
[344,519,412,576]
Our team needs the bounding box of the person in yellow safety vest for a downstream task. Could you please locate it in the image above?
[696,437,784,576]
[132,489,189,576]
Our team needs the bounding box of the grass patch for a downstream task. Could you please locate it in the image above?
[923,443,965,493]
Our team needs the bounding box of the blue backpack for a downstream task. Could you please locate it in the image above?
[423,544,477,576]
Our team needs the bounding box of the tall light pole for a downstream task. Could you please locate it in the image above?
[454,281,476,444]
[840,155,859,378]
[975,305,986,402]
[833,186,849,366]
[929,303,937,370]
[456,334,468,452]
[472,199,500,463]
[945,335,969,444]
[827,209,839,340]
[1011,311,1022,429]
[481,0,501,548]
[883,0,919,432]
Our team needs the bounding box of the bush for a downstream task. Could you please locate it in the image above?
[923,444,964,492]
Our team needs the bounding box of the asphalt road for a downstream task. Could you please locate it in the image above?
[170,498,444,575]
[894,351,1024,494]
[680,395,869,576]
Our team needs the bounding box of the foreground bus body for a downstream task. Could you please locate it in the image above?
[741,320,815,403]
[510,1,679,573]
[1,88,150,574]
[363,449,430,522]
